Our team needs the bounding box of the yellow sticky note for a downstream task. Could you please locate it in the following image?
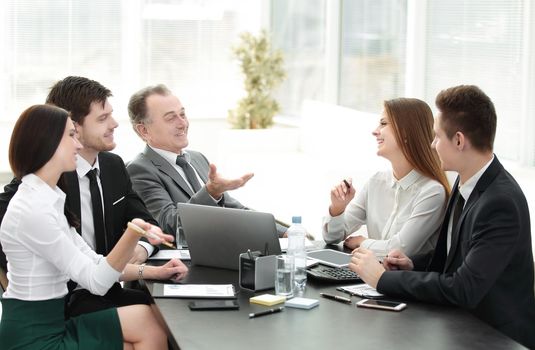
[249,294,286,306]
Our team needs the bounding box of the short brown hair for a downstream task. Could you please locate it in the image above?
[384,98,450,196]
[435,85,496,152]
[9,104,69,179]
[128,84,172,135]
[46,76,112,125]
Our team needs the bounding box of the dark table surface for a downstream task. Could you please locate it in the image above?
[143,255,525,350]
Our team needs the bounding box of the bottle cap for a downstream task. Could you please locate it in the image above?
[291,216,302,224]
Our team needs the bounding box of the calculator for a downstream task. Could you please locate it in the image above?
[306,264,362,283]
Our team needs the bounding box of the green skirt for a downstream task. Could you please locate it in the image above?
[0,297,123,350]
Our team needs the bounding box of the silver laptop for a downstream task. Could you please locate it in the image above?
[177,203,281,270]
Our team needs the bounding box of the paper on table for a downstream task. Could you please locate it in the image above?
[338,283,384,298]
[278,238,314,252]
[149,249,190,261]
[163,284,235,298]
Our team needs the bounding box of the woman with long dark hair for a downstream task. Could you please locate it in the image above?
[0,104,171,349]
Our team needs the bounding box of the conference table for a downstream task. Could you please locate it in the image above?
[143,247,525,350]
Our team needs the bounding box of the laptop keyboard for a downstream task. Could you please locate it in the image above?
[307,264,362,283]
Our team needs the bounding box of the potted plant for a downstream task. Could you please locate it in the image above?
[228,30,286,129]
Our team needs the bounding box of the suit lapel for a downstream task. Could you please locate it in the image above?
[189,154,208,183]
[428,178,460,272]
[444,157,502,271]
[144,145,195,197]
[63,171,82,235]
[98,153,114,252]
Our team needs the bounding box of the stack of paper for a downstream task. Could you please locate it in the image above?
[285,297,319,310]
[152,283,236,299]
[250,294,286,306]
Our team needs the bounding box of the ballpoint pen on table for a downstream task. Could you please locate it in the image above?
[320,292,352,304]
[127,222,176,249]
[249,306,284,319]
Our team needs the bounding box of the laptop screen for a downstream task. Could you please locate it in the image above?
[177,203,281,270]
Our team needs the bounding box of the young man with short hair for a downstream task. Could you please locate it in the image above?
[350,85,535,348]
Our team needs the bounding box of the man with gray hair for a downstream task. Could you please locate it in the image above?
[127,84,285,250]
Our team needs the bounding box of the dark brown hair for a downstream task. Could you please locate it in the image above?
[46,76,112,125]
[384,98,451,197]
[435,85,496,152]
[9,104,79,227]
[128,84,172,136]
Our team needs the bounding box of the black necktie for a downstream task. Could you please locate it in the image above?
[175,155,202,193]
[451,192,465,234]
[86,169,107,254]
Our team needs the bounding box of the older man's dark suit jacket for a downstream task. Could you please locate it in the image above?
[377,157,535,348]
[0,152,158,315]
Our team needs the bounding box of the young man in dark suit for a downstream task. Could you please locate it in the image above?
[349,85,535,348]
[0,76,188,317]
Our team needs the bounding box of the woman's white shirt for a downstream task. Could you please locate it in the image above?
[322,170,447,256]
[0,174,120,300]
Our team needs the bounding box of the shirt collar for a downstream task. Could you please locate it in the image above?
[389,169,422,190]
[458,155,495,201]
[76,154,101,179]
[21,173,66,205]
[150,145,191,164]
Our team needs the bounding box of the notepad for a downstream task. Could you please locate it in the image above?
[250,294,286,306]
[284,297,319,310]
[152,283,236,299]
[338,283,384,298]
[148,249,191,261]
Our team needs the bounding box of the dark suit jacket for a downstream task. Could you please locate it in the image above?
[377,157,535,348]
[126,146,248,236]
[0,152,158,264]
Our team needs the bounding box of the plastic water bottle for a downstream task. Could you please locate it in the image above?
[287,216,307,297]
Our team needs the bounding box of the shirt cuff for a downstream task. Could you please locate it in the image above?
[97,256,122,285]
[137,241,155,258]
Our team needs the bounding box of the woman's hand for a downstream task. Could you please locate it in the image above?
[343,235,366,249]
[153,259,189,282]
[130,218,175,247]
[329,178,356,217]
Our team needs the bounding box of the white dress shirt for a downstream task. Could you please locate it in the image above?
[77,156,104,251]
[446,155,494,253]
[77,155,153,256]
[0,174,120,300]
[322,169,447,256]
[150,146,220,204]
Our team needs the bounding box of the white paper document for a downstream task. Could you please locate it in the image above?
[338,283,384,298]
[149,249,190,261]
[163,284,235,298]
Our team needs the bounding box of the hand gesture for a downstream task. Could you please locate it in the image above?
[129,218,175,247]
[382,249,414,271]
[156,258,189,282]
[206,163,254,199]
[329,178,356,217]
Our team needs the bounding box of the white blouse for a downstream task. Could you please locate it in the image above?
[0,174,120,301]
[322,170,447,256]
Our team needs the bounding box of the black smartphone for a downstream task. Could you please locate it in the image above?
[188,300,240,311]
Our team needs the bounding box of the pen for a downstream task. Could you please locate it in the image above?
[249,306,284,319]
[127,222,176,249]
[343,179,351,190]
[320,292,352,304]
[247,249,254,260]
